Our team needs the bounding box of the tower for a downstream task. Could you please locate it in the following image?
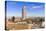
[22,6,26,20]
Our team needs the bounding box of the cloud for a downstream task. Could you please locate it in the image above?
[32,6,41,8]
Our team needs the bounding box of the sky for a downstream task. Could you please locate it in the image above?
[6,1,45,17]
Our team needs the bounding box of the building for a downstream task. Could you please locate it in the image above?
[22,6,26,20]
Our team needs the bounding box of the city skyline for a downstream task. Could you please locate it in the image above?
[6,1,45,17]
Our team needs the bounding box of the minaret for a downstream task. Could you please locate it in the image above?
[22,6,26,20]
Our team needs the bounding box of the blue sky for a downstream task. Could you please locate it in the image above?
[6,1,45,17]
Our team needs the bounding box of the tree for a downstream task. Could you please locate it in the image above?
[12,16,15,22]
[8,18,11,21]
